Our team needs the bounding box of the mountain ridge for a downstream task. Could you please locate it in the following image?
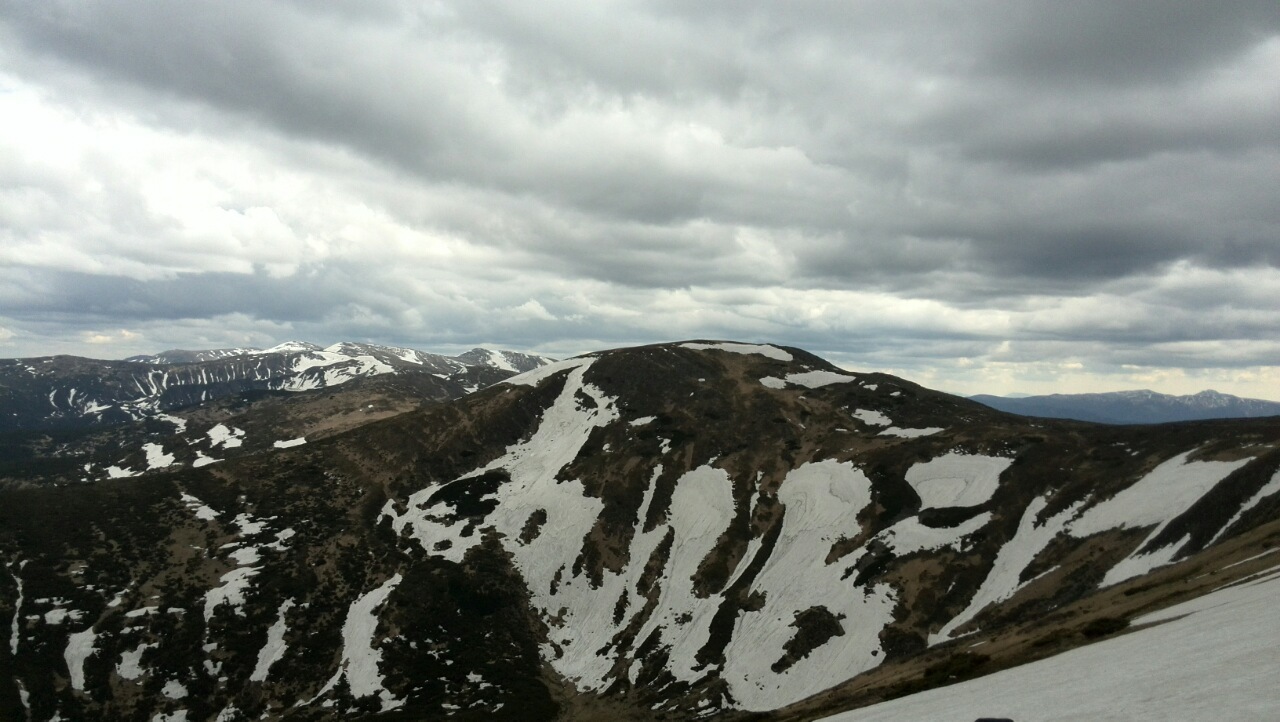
[972,388,1280,424]
[1,340,1278,720]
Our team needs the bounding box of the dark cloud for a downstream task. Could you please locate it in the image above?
[1,1,1278,397]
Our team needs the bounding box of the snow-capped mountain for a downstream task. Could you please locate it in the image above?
[2,341,1278,721]
[0,342,554,433]
[971,388,1280,424]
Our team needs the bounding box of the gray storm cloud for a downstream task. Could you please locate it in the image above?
[0,0,1277,397]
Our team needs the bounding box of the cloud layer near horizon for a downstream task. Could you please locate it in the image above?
[2,1,1279,398]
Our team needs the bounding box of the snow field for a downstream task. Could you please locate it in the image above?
[625,466,737,683]
[722,460,897,711]
[821,570,1280,722]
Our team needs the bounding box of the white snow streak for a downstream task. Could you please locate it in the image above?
[1210,468,1280,545]
[879,427,944,438]
[64,626,98,691]
[8,561,24,655]
[273,437,307,449]
[1069,450,1251,587]
[250,599,295,682]
[314,575,403,711]
[931,496,1082,645]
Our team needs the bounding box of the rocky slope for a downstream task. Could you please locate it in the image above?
[1,341,1277,721]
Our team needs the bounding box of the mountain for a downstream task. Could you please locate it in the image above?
[0,342,554,433]
[971,389,1280,425]
[1,341,1278,721]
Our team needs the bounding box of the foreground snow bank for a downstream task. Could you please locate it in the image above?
[822,567,1280,721]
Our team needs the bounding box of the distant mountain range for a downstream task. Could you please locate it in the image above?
[970,389,1280,425]
[0,341,554,433]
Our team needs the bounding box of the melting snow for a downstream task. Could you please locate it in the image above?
[759,376,786,389]
[143,443,175,470]
[851,409,890,426]
[155,413,187,433]
[193,452,219,467]
[904,452,1013,510]
[203,567,259,622]
[65,626,98,691]
[250,599,295,683]
[273,437,307,448]
[107,465,139,478]
[1210,468,1280,544]
[162,679,188,699]
[1069,450,1252,587]
[629,416,656,427]
[782,370,857,388]
[207,424,245,449]
[8,562,24,655]
[181,493,219,521]
[502,356,593,387]
[118,642,156,680]
[879,427,944,438]
[314,575,403,712]
[723,460,896,711]
[931,495,1083,645]
[680,342,794,362]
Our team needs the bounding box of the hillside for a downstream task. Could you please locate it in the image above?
[1,341,1277,721]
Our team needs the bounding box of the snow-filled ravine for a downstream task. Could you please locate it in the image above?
[822,565,1280,722]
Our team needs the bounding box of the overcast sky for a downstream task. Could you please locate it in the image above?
[2,1,1278,399]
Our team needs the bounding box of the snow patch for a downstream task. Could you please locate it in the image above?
[65,626,98,690]
[314,575,403,712]
[879,427,944,438]
[250,599,295,683]
[851,409,890,426]
[904,452,1013,510]
[273,437,307,449]
[143,443,175,470]
[759,376,786,389]
[680,342,793,361]
[783,370,857,388]
[206,424,244,449]
[723,460,895,711]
